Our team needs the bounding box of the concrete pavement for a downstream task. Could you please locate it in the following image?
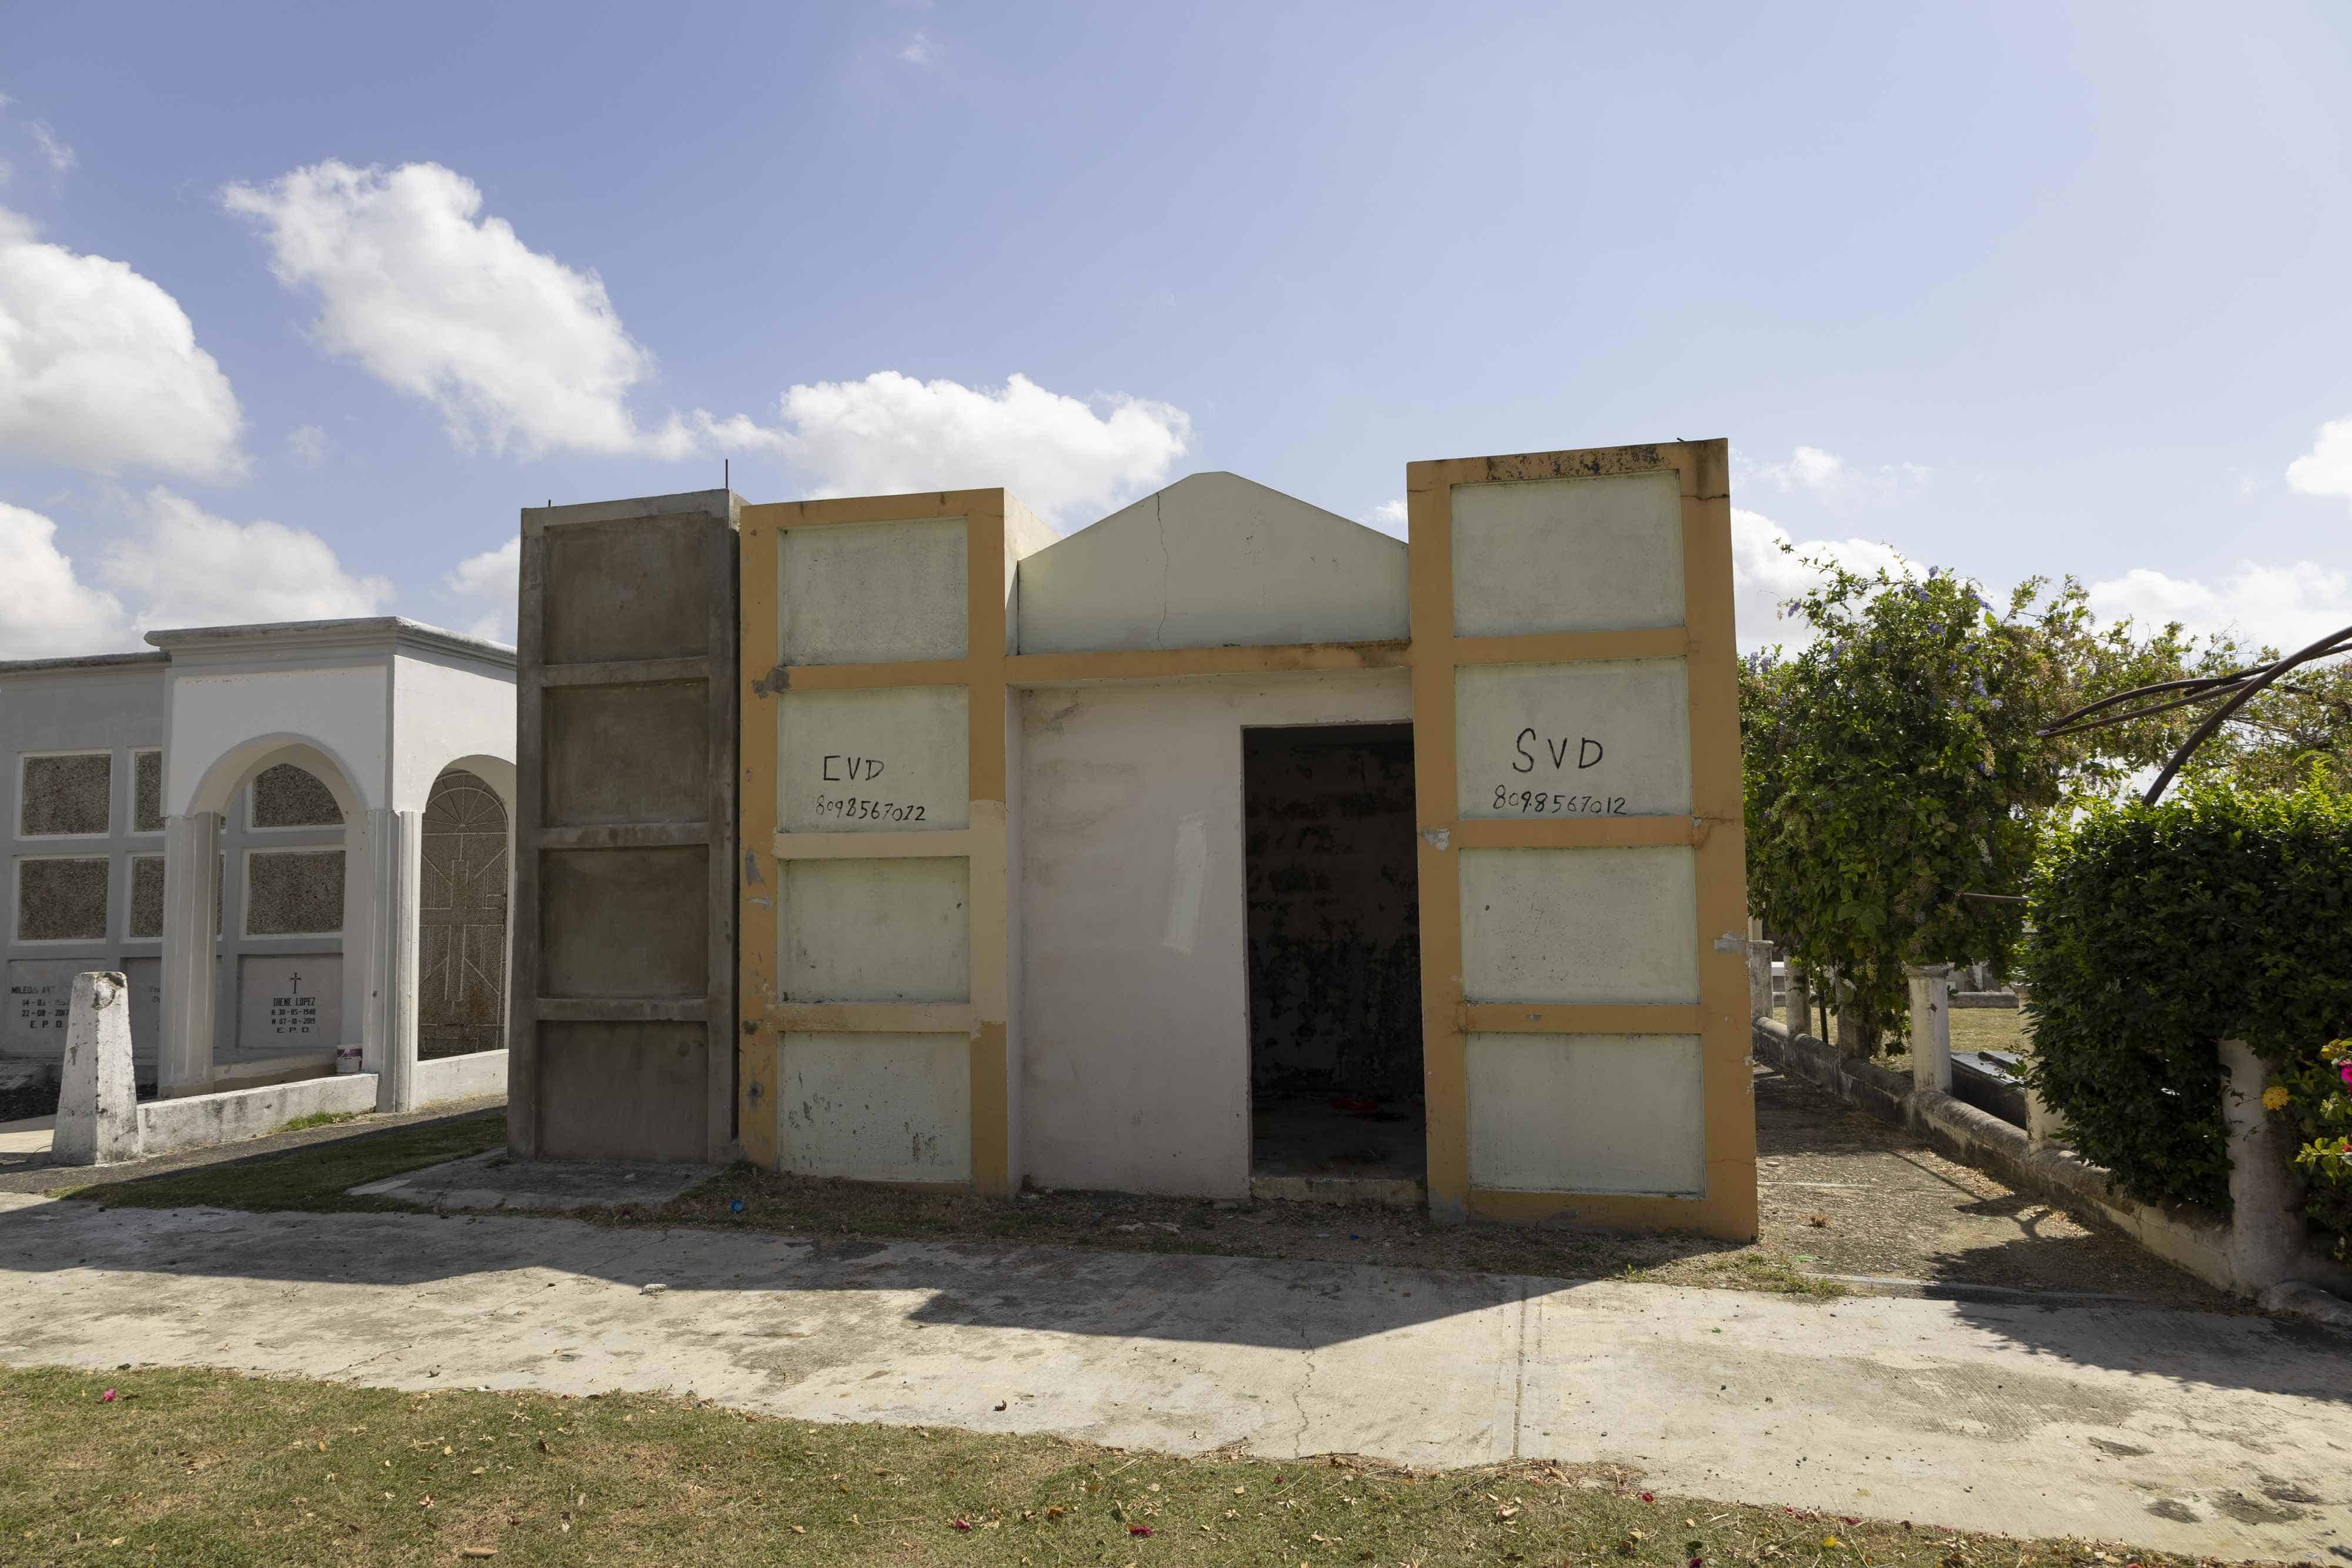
[0,1115,54,1157]
[0,1189,2346,1562]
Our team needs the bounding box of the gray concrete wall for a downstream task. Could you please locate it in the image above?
[511,490,739,1164]
[2,658,348,1081]
[1017,671,1411,1198]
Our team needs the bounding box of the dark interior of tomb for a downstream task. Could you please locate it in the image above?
[1242,723,1425,1184]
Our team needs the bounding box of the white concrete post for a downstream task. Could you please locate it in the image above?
[359,808,424,1114]
[1750,940,1776,1021]
[2220,1038,2310,1293]
[2024,1084,2066,1149]
[1905,964,1953,1095]
[1832,971,1877,1056]
[158,811,222,1099]
[1745,920,1775,1022]
[53,971,139,1165]
[1785,965,1812,1038]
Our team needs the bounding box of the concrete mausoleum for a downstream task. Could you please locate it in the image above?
[1,618,516,1112]
[513,439,1758,1237]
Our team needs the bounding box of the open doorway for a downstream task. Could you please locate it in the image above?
[1243,722,1424,1195]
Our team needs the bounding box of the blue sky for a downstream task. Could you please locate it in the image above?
[2,1,2347,655]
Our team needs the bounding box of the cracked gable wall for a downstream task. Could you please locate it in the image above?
[1011,474,1412,1196]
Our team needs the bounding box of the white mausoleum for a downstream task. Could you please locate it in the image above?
[1,618,516,1111]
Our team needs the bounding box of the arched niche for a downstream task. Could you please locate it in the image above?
[417,763,511,1058]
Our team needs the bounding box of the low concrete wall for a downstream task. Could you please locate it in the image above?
[136,1072,380,1158]
[1753,1017,2352,1299]
[1952,991,2020,1009]
[1755,1018,1911,1123]
[415,1049,507,1108]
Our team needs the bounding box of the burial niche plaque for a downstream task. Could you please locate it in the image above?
[236,955,344,1052]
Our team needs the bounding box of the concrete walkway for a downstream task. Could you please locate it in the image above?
[0,1115,54,1157]
[1,1192,2346,1560]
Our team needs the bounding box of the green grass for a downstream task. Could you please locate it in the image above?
[54,1108,506,1213]
[1686,1253,1852,1299]
[1947,1007,2031,1057]
[0,1365,2240,1567]
[278,1110,365,1133]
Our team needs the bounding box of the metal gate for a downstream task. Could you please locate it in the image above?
[419,768,508,1059]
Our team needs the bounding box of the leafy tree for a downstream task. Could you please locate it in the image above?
[1742,553,2195,1047]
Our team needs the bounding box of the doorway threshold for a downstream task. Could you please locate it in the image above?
[1250,1172,1425,1209]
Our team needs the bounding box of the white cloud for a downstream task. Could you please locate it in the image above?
[1745,444,1927,507]
[223,161,685,460]
[707,370,1192,528]
[219,159,1199,516]
[28,121,74,175]
[2286,417,2352,504]
[0,206,247,481]
[0,502,132,658]
[1756,445,1845,493]
[2089,560,2352,654]
[899,31,938,65]
[1365,498,1408,538]
[444,535,520,643]
[286,424,330,467]
[98,489,393,631]
[1731,506,1913,653]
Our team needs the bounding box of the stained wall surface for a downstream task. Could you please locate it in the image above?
[1466,1031,1707,1193]
[1412,442,1752,1233]
[744,500,1011,1192]
[513,492,737,1164]
[1018,672,1410,1197]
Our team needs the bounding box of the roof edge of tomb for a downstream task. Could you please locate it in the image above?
[143,616,517,668]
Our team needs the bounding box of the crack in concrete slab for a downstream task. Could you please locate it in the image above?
[1509,1279,1529,1462]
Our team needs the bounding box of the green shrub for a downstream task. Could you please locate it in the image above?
[2025,781,2352,1245]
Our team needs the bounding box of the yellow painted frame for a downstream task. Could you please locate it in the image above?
[737,490,1016,1195]
[1406,440,1756,1239]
